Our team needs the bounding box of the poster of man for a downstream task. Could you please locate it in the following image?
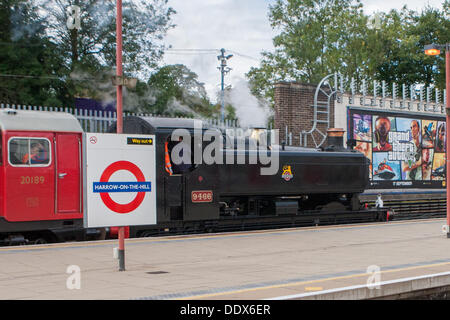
[372,116,393,152]
[422,148,434,180]
[396,118,422,180]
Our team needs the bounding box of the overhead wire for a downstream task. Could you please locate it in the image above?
[0,73,95,81]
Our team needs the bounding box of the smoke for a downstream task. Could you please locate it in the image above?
[68,68,115,108]
[166,98,203,118]
[225,78,272,128]
[124,87,157,113]
[70,67,161,112]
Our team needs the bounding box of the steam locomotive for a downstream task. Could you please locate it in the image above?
[0,109,383,244]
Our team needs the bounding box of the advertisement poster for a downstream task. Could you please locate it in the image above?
[349,108,446,189]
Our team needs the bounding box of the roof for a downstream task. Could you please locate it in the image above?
[0,109,83,133]
[108,116,213,134]
[138,116,208,130]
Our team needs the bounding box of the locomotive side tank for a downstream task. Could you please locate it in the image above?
[218,148,368,196]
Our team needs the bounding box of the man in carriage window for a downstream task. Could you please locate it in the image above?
[22,142,48,164]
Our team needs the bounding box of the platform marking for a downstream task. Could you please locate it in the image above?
[176,261,450,300]
[0,218,444,253]
[267,271,450,300]
[134,259,450,300]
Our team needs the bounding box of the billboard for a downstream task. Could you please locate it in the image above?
[348,107,446,189]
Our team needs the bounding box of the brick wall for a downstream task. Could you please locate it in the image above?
[274,82,335,148]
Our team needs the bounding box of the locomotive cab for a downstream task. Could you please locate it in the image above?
[109,116,222,226]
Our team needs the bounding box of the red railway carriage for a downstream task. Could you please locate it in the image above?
[0,109,85,243]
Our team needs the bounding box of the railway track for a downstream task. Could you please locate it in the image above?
[0,198,446,246]
[366,198,446,220]
[143,198,447,237]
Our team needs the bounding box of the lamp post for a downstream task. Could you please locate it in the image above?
[424,43,450,237]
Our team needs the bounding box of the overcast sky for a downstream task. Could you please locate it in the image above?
[162,0,446,102]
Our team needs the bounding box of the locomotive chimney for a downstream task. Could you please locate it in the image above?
[326,128,345,150]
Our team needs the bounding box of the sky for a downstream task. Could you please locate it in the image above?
[161,0,446,103]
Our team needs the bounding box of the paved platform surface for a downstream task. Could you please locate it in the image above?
[0,218,449,299]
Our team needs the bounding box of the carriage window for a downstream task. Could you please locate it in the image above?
[8,138,50,166]
[165,136,196,175]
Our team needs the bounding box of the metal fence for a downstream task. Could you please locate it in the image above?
[0,103,240,132]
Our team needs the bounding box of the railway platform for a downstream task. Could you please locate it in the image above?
[0,218,450,300]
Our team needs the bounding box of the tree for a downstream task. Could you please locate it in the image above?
[408,4,449,89]
[41,0,175,75]
[0,0,68,106]
[38,0,175,103]
[247,0,449,104]
[145,64,216,117]
[247,0,365,102]
[0,0,176,107]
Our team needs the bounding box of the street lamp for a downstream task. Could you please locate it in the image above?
[424,43,450,237]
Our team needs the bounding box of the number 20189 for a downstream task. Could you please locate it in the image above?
[20,176,45,184]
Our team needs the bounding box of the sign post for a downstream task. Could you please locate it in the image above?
[84,134,157,271]
[116,0,125,270]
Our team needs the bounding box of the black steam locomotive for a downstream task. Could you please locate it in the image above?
[108,116,380,237]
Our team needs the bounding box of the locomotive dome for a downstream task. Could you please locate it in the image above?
[0,108,82,132]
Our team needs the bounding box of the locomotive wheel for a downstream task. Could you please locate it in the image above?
[319,201,346,213]
[140,231,153,238]
[33,238,47,245]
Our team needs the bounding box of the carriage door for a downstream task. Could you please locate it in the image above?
[55,133,81,214]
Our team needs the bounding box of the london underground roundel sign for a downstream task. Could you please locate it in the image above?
[95,160,149,214]
[84,133,157,228]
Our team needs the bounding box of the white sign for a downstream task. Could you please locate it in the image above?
[84,133,157,228]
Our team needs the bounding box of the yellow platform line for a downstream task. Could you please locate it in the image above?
[178,261,450,300]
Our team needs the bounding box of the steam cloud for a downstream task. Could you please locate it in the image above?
[225,78,272,128]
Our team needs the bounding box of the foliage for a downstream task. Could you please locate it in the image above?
[0,0,70,106]
[0,0,175,107]
[40,0,175,75]
[145,64,217,118]
[39,0,176,102]
[247,0,449,105]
